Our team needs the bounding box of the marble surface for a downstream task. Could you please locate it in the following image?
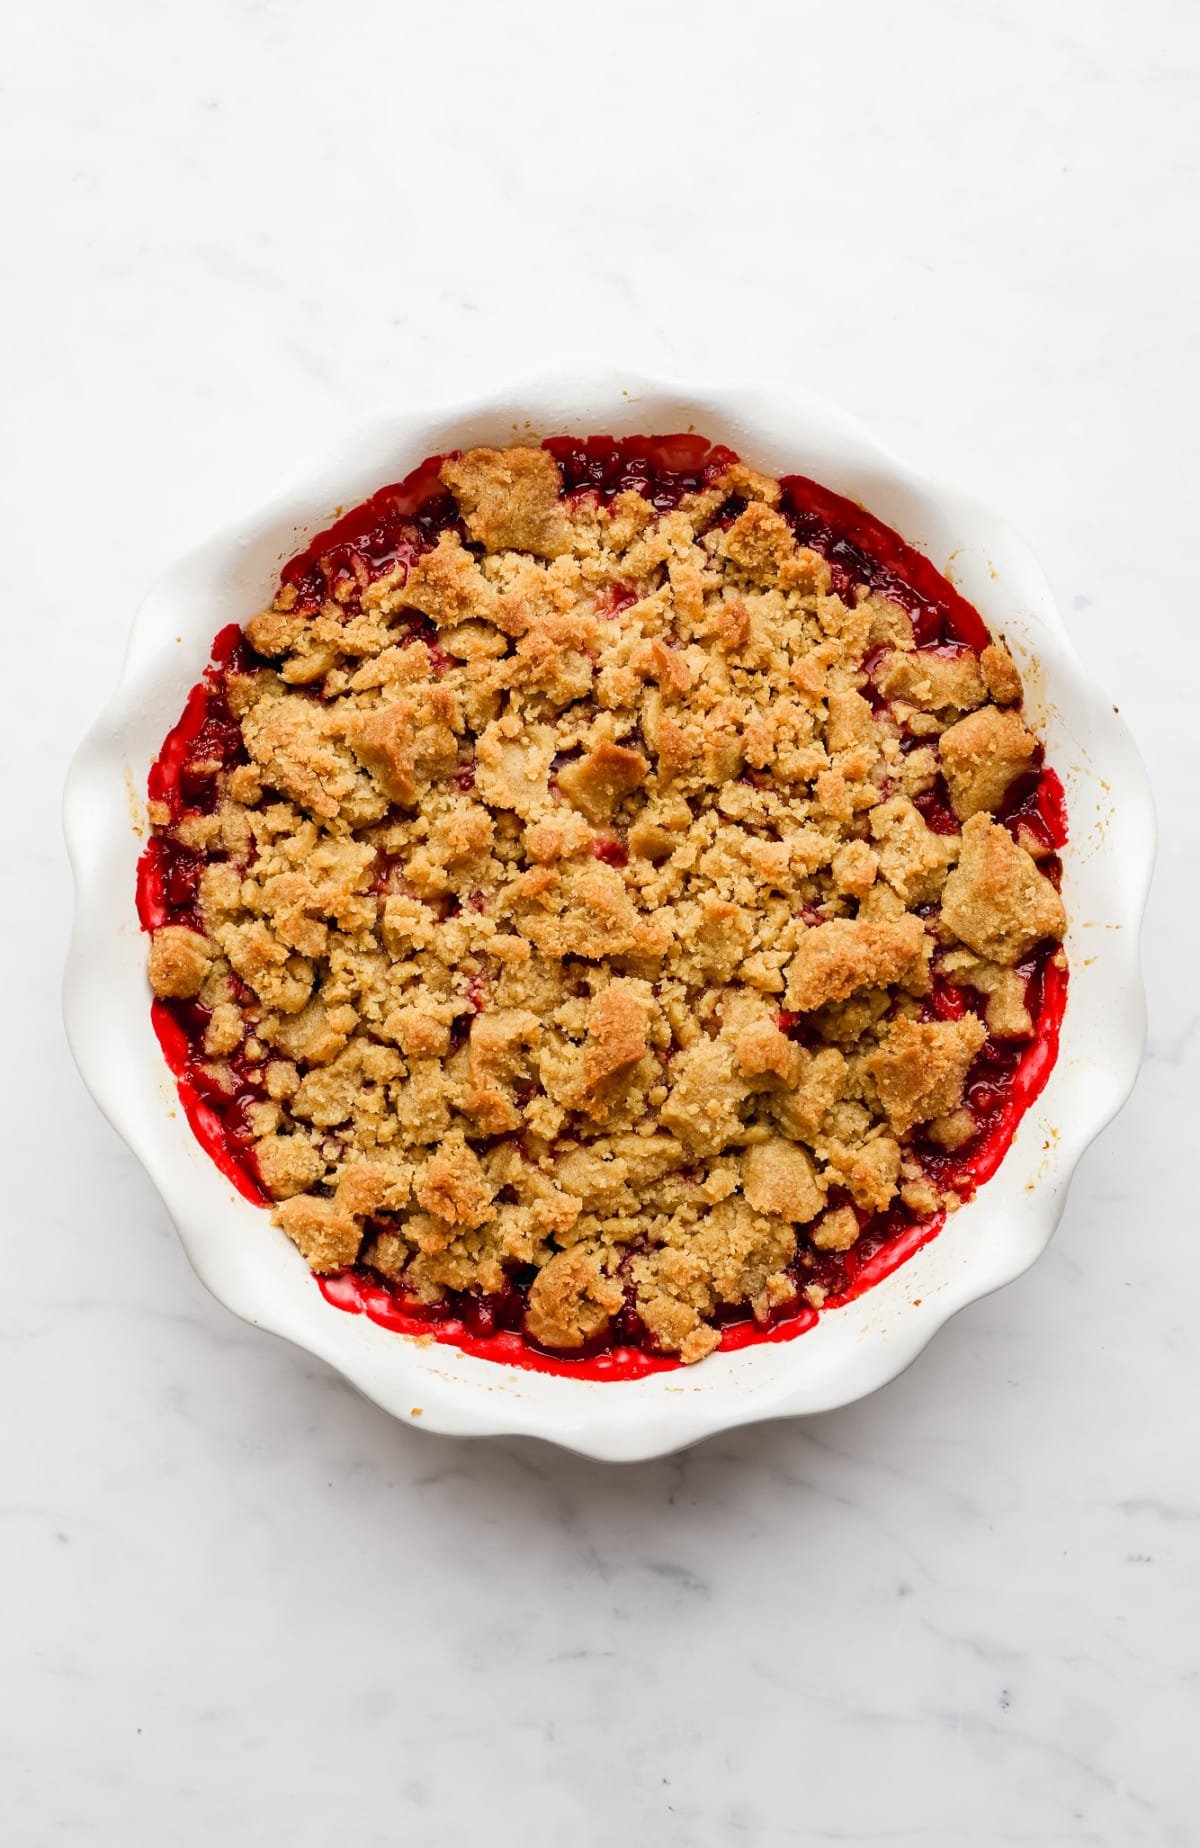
[4,1,1198,1841]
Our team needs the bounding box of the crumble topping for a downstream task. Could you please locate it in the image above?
[143,440,1068,1366]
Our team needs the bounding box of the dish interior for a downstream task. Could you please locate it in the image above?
[136,432,1068,1380]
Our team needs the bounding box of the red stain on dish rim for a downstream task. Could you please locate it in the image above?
[138,434,1069,1382]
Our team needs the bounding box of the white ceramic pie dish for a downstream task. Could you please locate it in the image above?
[63,367,1153,1462]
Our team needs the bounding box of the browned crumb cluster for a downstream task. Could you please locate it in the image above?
[146,445,1066,1364]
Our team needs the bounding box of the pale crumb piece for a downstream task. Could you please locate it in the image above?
[875,648,986,714]
[741,1138,824,1223]
[718,461,783,506]
[680,1325,723,1365]
[265,1059,299,1101]
[341,692,458,809]
[660,1038,748,1157]
[401,534,499,627]
[720,503,799,582]
[203,1001,243,1057]
[866,1015,988,1136]
[628,817,679,863]
[811,1205,860,1253]
[632,1200,795,1361]
[927,1108,977,1152]
[941,815,1066,965]
[250,1108,285,1148]
[148,926,212,999]
[831,838,878,898]
[363,1228,411,1279]
[736,1019,801,1086]
[940,950,1033,1038]
[771,1047,847,1141]
[785,916,925,1012]
[241,695,365,821]
[415,1135,494,1228]
[870,797,957,905]
[387,1007,451,1059]
[227,764,262,805]
[145,437,1068,1365]
[862,593,915,649]
[246,607,302,656]
[980,641,1023,705]
[819,1130,901,1213]
[524,1245,624,1350]
[900,1173,941,1217]
[556,742,648,822]
[939,705,1040,821]
[582,980,652,1114]
[269,998,357,1067]
[255,1132,324,1200]
[274,1194,362,1271]
[440,446,572,558]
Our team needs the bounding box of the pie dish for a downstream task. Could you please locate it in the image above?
[63,370,1153,1459]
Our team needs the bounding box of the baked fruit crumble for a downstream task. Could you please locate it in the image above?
[138,434,1068,1378]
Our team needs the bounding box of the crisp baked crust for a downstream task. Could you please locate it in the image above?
[143,442,1068,1364]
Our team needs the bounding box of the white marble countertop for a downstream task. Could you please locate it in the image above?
[5,2,1197,1841]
